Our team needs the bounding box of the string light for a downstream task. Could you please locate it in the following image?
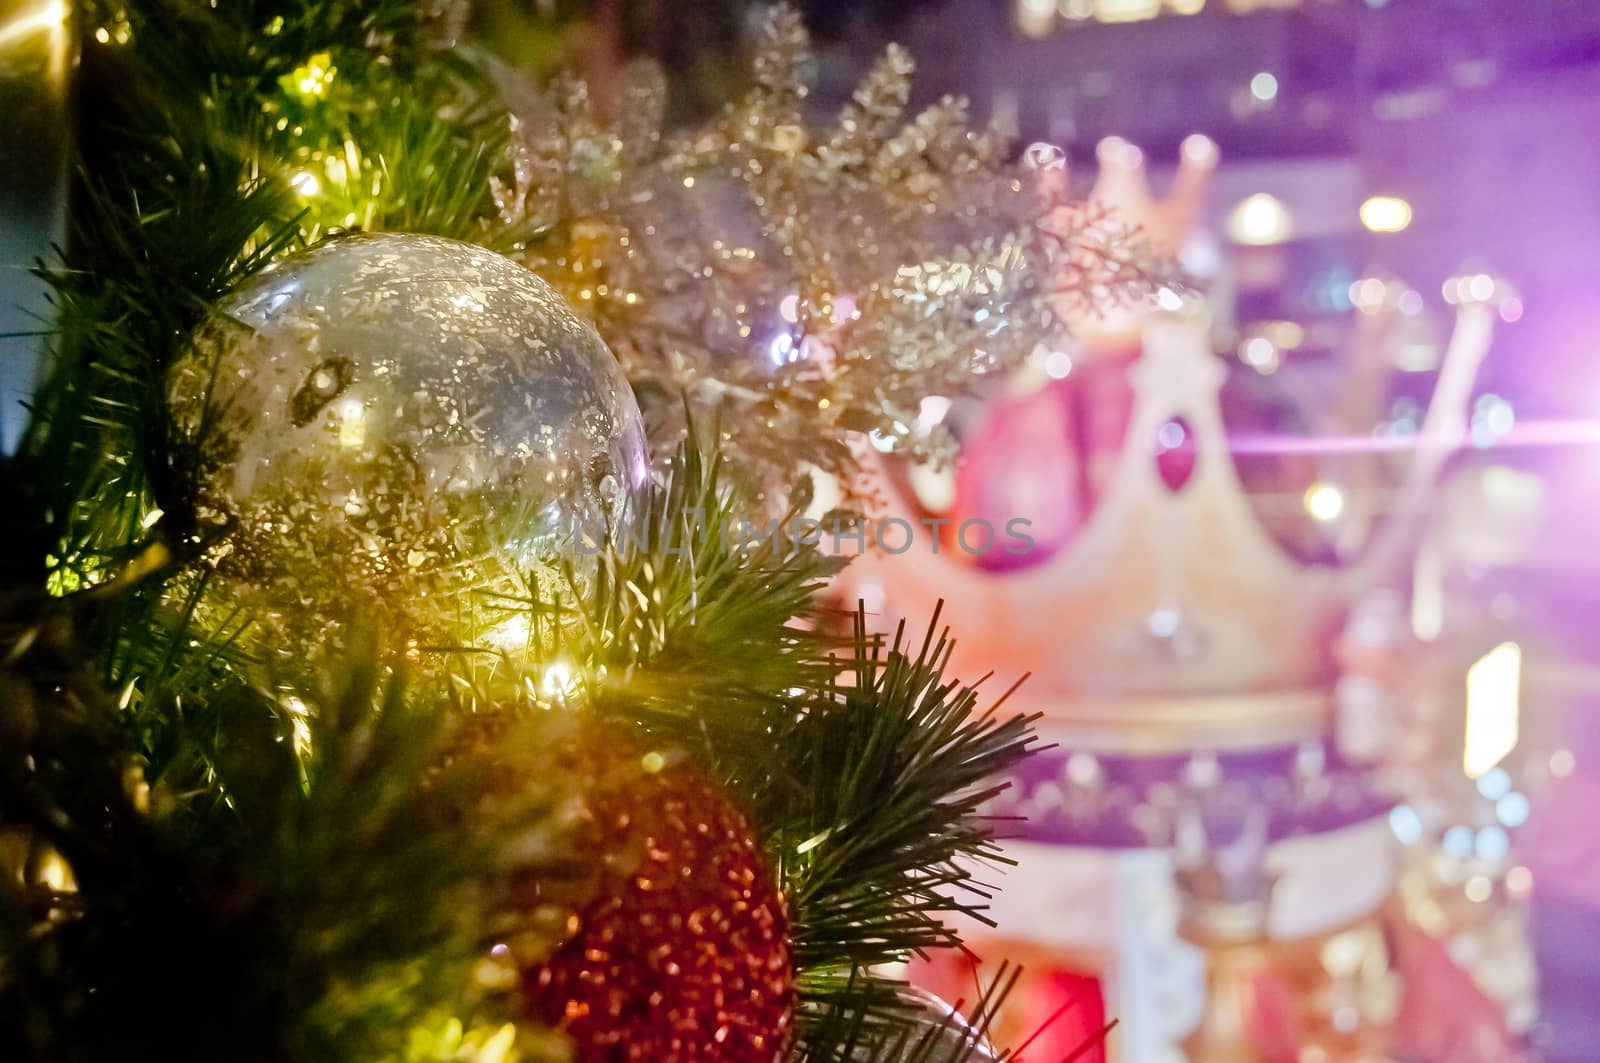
[1304,483,1344,522]
[1227,193,1293,245]
[291,51,337,97]
[1096,0,1162,22]
[1360,195,1413,233]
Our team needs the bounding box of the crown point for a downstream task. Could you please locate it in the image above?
[1180,133,1219,167]
[1096,135,1143,169]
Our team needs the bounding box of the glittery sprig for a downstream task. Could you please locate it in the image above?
[492,5,1158,506]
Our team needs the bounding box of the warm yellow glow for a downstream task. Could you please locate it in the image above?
[1360,195,1413,234]
[474,1024,518,1063]
[540,660,575,701]
[1260,320,1304,349]
[1016,0,1054,36]
[0,0,68,49]
[36,848,76,892]
[484,613,533,654]
[282,695,314,759]
[336,397,365,447]
[1227,193,1293,245]
[1169,0,1206,13]
[1097,0,1162,21]
[291,51,336,97]
[1464,641,1522,779]
[1304,483,1344,522]
[290,170,321,198]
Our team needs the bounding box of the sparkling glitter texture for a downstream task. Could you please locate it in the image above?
[870,987,998,1062]
[167,233,648,647]
[489,8,1158,503]
[522,724,792,1062]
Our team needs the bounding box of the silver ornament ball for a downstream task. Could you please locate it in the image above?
[168,232,648,646]
[858,986,999,1062]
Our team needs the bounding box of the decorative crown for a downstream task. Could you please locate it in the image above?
[1038,133,1220,259]
[1033,133,1219,347]
[841,139,1510,754]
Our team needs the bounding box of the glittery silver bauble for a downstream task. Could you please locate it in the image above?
[864,987,998,1062]
[168,232,648,647]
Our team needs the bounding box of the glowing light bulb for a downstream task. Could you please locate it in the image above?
[1096,0,1162,22]
[1304,483,1344,522]
[1360,195,1413,233]
[290,52,336,97]
[1227,193,1292,246]
[540,660,575,700]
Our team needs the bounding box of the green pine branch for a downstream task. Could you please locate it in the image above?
[777,607,1038,1053]
[3,1,1055,1058]
[0,615,562,1063]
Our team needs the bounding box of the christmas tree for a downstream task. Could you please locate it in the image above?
[0,1,1145,1059]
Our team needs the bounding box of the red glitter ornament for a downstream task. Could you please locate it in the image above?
[521,722,793,1062]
